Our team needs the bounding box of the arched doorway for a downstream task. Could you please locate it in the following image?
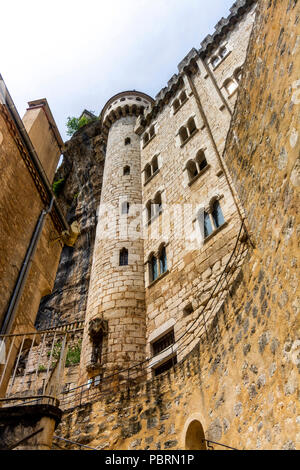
[185,420,207,450]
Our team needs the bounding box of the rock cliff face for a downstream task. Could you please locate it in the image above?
[35,121,105,328]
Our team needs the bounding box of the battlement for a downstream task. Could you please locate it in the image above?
[100,91,153,143]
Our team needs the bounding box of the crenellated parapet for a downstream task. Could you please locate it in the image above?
[100,91,154,143]
[134,0,257,133]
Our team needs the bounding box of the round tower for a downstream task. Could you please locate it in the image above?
[79,91,154,386]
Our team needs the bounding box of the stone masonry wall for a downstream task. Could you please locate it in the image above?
[35,120,105,329]
[79,111,148,383]
[140,6,255,368]
[55,0,299,450]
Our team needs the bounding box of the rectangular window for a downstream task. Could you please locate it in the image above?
[152,329,175,357]
[154,356,177,376]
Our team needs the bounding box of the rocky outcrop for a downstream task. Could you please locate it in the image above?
[35,121,105,328]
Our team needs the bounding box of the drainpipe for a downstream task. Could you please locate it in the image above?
[185,68,245,226]
[0,198,55,335]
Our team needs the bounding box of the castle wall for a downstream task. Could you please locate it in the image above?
[140,5,255,370]
[55,0,299,450]
[79,104,151,383]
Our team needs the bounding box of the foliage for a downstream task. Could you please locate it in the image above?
[47,339,82,368]
[66,112,96,137]
[52,178,65,197]
[66,340,82,367]
[38,364,46,372]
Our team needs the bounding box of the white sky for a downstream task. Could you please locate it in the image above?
[1,0,234,140]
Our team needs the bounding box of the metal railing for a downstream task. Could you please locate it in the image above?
[0,321,84,405]
[58,220,250,409]
[0,221,251,411]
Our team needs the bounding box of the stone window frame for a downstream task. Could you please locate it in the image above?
[172,89,189,115]
[143,153,161,186]
[177,115,199,147]
[210,42,231,71]
[148,318,177,375]
[142,122,157,149]
[184,148,210,186]
[194,195,227,244]
[119,247,129,266]
[145,188,165,226]
[146,241,170,287]
[222,67,243,98]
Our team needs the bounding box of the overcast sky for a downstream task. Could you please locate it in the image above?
[1,0,234,141]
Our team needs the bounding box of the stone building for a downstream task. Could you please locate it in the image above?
[0,0,299,451]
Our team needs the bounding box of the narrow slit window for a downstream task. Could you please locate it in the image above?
[119,248,128,266]
[123,166,130,176]
[125,137,131,146]
[121,202,130,214]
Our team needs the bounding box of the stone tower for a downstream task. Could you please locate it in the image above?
[79,91,154,385]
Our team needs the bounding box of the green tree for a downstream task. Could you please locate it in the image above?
[66,112,96,137]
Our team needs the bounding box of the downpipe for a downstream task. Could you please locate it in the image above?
[0,197,55,335]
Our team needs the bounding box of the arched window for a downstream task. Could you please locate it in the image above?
[152,155,159,173]
[153,192,162,215]
[123,166,130,176]
[196,150,208,172]
[125,137,131,146]
[180,90,187,104]
[186,160,198,181]
[159,245,167,275]
[119,248,128,266]
[211,200,225,229]
[149,125,155,138]
[146,200,153,223]
[219,46,228,58]
[224,78,238,96]
[173,99,180,113]
[149,255,158,283]
[204,211,213,238]
[187,117,197,136]
[211,56,219,68]
[121,201,130,214]
[234,67,243,82]
[179,126,189,145]
[145,164,152,182]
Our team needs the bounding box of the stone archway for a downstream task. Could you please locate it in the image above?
[185,419,207,450]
